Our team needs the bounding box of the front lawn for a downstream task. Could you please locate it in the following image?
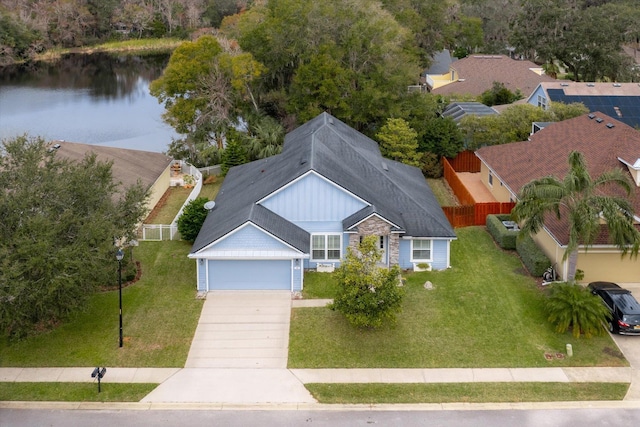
[290,227,627,368]
[0,382,157,402]
[0,241,202,367]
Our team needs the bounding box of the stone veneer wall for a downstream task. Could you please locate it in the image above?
[347,216,399,266]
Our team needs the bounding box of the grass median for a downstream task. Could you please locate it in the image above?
[306,383,629,404]
[0,382,157,402]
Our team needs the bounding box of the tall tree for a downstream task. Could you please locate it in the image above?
[0,136,148,338]
[512,151,640,280]
[376,118,421,166]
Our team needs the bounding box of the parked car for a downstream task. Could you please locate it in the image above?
[588,281,640,335]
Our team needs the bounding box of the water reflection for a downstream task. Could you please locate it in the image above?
[0,53,178,153]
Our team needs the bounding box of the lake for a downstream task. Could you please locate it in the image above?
[0,52,178,153]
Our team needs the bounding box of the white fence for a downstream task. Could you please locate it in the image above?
[138,224,179,241]
[138,160,204,241]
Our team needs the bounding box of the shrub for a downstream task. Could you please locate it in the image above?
[546,282,610,338]
[516,234,550,277]
[177,197,209,242]
[420,152,443,178]
[330,236,405,329]
[486,214,518,250]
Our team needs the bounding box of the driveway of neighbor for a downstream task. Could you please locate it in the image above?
[141,291,316,404]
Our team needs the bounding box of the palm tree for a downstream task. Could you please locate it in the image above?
[512,150,640,280]
[546,282,610,338]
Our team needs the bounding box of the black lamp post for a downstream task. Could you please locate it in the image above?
[116,249,124,348]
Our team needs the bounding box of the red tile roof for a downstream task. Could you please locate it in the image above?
[476,113,640,245]
[432,55,556,97]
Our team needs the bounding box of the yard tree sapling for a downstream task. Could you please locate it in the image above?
[177,196,210,242]
[330,236,404,329]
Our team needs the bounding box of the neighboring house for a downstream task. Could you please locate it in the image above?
[421,49,456,91]
[475,113,640,283]
[527,82,640,129]
[50,141,174,214]
[441,102,498,123]
[429,55,556,97]
[189,113,456,292]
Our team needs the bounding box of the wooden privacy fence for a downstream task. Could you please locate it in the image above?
[441,153,515,227]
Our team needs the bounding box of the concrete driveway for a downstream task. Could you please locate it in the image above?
[608,283,640,400]
[141,291,316,404]
[185,291,292,368]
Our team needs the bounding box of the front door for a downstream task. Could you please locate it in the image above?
[379,235,388,265]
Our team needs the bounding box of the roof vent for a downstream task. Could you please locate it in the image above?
[613,83,621,87]
[53,143,61,149]
[614,106,622,117]
[606,123,615,129]
[588,113,595,119]
[328,118,334,125]
[595,118,604,123]
[560,83,569,87]
[203,201,216,210]
[586,83,595,87]
[381,162,389,171]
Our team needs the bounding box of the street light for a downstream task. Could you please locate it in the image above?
[116,249,124,348]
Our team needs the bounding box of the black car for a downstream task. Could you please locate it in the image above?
[588,281,640,335]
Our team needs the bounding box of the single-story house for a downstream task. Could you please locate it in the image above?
[189,113,456,292]
[475,113,640,283]
[527,82,640,129]
[428,55,556,97]
[50,140,174,214]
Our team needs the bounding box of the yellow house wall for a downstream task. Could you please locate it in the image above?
[531,229,568,279]
[576,251,640,283]
[429,73,454,89]
[479,163,514,202]
[146,165,171,214]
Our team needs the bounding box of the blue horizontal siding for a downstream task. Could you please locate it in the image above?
[212,224,291,251]
[398,238,450,270]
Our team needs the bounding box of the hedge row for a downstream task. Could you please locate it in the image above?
[516,234,551,277]
[486,214,518,250]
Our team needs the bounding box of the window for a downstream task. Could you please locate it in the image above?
[488,172,493,186]
[537,95,547,109]
[412,239,432,261]
[311,234,341,260]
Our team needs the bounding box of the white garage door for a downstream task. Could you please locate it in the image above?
[208,260,291,290]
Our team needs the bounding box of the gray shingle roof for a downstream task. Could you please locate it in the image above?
[442,102,498,122]
[191,113,455,254]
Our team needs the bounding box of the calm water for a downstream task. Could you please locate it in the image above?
[0,53,178,153]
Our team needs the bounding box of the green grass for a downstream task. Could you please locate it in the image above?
[306,383,629,404]
[302,271,339,299]
[148,187,192,224]
[147,180,223,224]
[36,38,183,61]
[199,179,223,200]
[289,227,627,368]
[427,178,458,206]
[0,241,202,367]
[0,382,157,402]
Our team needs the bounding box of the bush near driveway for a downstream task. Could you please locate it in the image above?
[290,227,626,368]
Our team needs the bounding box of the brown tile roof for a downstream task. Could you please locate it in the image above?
[476,113,640,245]
[432,55,556,97]
[50,141,173,191]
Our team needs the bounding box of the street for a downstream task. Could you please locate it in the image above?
[1,407,640,427]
